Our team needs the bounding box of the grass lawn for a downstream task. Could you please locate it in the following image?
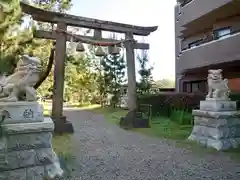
[52,134,74,161]
[134,116,193,140]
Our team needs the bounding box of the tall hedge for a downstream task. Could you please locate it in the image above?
[230,93,240,109]
[137,92,205,117]
[138,92,240,117]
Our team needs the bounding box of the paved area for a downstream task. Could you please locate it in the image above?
[63,109,240,180]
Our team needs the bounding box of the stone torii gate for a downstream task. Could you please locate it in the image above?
[20,2,158,133]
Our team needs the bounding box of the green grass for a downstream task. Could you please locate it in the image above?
[52,134,74,161]
[134,116,193,140]
[52,134,75,178]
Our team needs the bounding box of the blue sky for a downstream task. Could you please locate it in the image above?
[69,0,176,80]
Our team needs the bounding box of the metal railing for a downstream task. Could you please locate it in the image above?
[181,28,240,52]
[178,0,193,7]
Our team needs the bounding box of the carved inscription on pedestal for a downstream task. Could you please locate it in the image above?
[23,109,34,119]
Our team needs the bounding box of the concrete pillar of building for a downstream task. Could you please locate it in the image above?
[176,74,184,92]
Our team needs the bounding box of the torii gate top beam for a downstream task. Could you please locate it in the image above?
[20,2,158,36]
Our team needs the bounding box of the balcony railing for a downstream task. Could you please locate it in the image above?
[178,0,193,7]
[181,28,240,52]
[176,29,240,74]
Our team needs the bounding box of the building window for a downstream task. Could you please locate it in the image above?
[183,82,192,93]
[192,82,199,92]
[183,80,207,93]
[214,27,231,40]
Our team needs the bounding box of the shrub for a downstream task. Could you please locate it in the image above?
[138,92,240,119]
[230,93,240,109]
[137,92,205,117]
[170,108,193,125]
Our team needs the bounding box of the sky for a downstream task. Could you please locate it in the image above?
[69,0,176,81]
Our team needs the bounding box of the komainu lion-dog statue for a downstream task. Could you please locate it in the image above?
[206,69,230,100]
[0,55,42,102]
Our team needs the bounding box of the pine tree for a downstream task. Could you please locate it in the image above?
[0,0,29,74]
[137,50,153,94]
[101,52,126,107]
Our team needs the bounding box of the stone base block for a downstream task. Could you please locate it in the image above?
[51,116,74,134]
[189,112,240,150]
[188,134,240,151]
[193,116,240,128]
[0,118,63,179]
[192,110,240,119]
[190,125,240,140]
[200,100,236,112]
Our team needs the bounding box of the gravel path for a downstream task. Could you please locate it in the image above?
[63,109,240,180]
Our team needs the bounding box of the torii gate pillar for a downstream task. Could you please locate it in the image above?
[51,22,74,133]
[125,32,137,110]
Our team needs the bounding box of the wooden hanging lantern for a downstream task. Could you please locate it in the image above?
[95,46,105,57]
[110,45,120,55]
[76,42,85,52]
[108,45,120,55]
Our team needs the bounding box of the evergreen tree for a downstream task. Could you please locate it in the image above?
[0,0,31,74]
[137,50,153,94]
[101,52,126,107]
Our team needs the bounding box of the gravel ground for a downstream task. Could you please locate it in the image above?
[63,109,240,180]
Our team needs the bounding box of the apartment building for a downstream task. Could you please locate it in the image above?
[175,0,240,93]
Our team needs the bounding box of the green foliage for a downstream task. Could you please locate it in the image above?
[229,93,240,109]
[170,108,193,125]
[101,52,126,107]
[52,134,75,179]
[0,0,71,72]
[137,50,153,94]
[0,0,29,74]
[63,54,100,105]
[134,116,193,140]
[0,0,99,107]
[138,93,205,117]
[32,0,72,12]
[138,92,240,126]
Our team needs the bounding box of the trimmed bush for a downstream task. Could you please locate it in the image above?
[230,93,240,109]
[138,92,240,118]
[170,108,193,125]
[137,92,205,117]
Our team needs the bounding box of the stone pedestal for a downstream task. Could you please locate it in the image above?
[189,100,240,151]
[0,102,63,179]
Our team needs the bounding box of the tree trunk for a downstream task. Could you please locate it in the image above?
[34,44,55,89]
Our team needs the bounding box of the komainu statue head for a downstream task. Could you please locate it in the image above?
[208,69,223,82]
[0,55,42,102]
[15,55,42,73]
[206,69,230,100]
